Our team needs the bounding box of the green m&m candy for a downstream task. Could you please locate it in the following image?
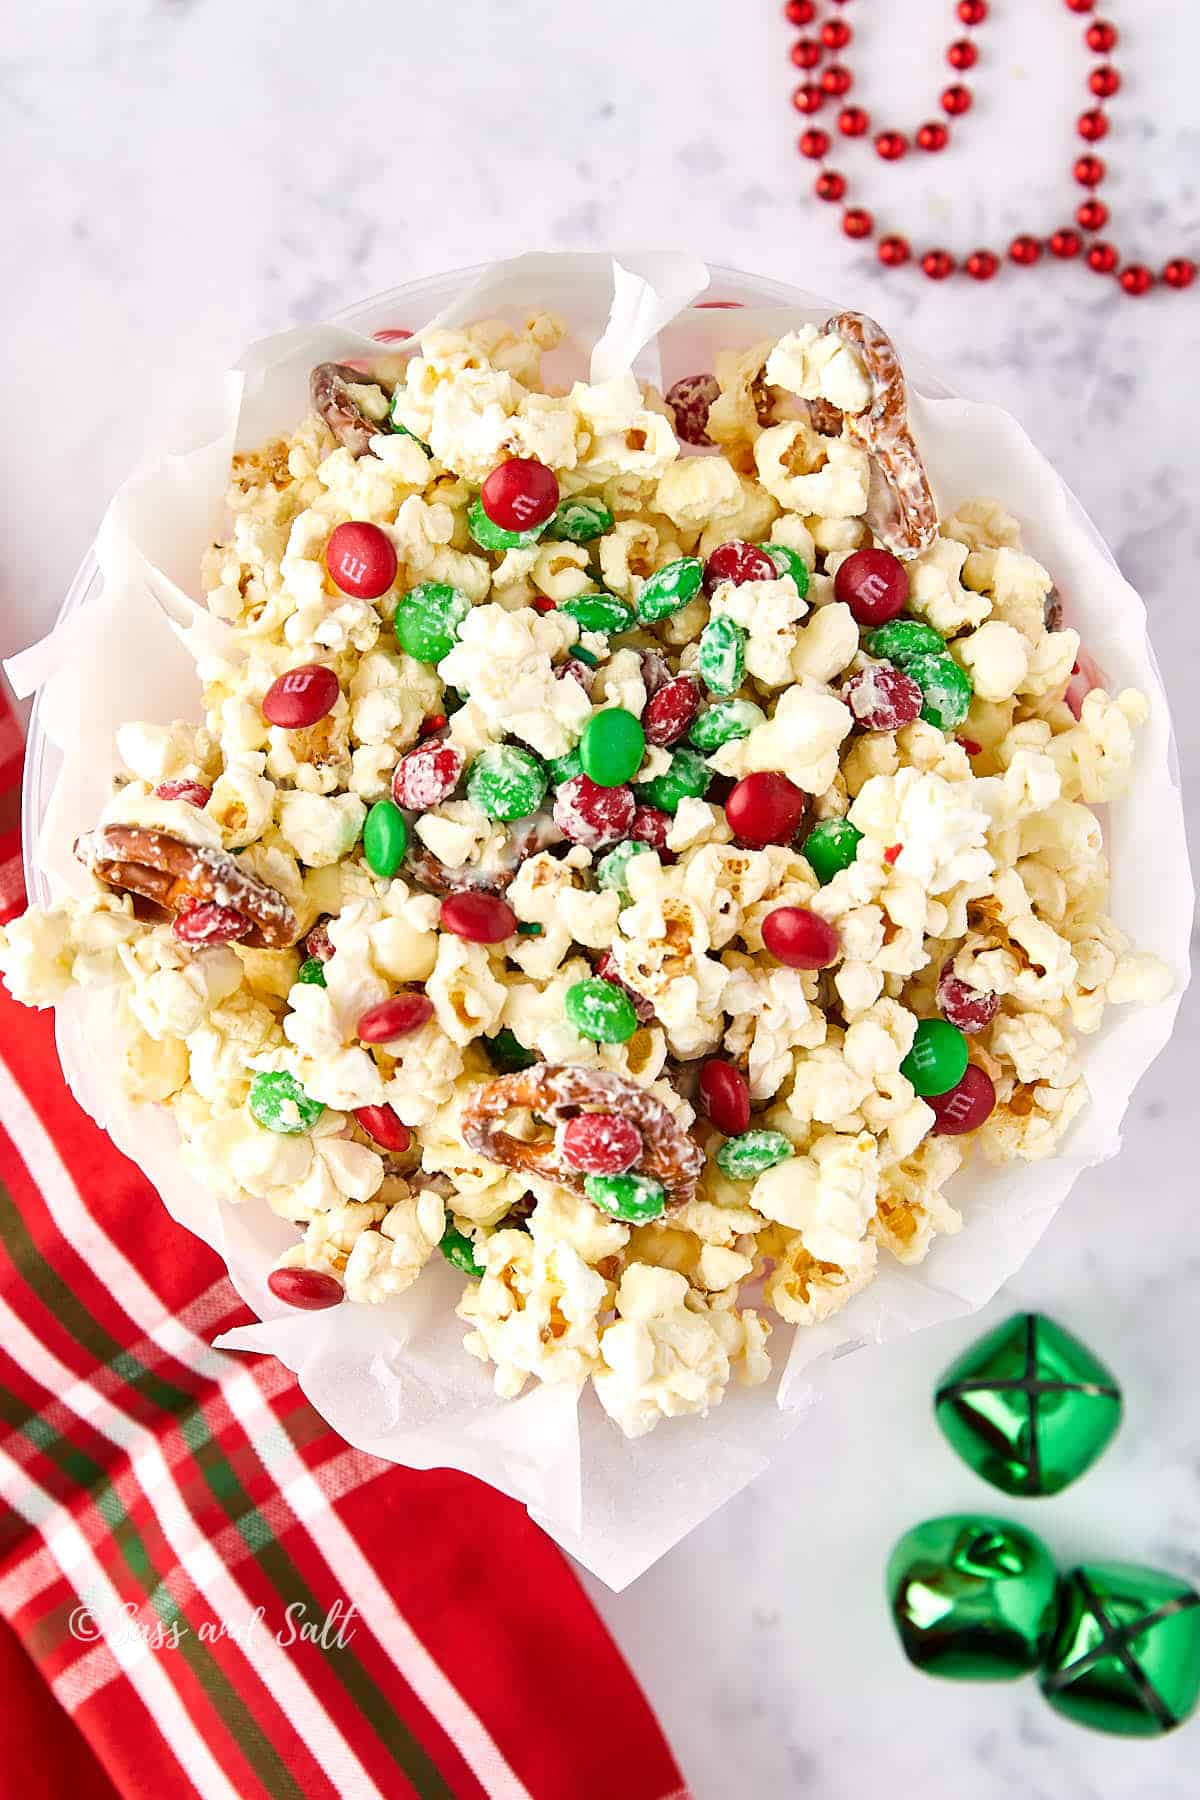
[580,708,645,787]
[394,582,471,663]
[467,495,545,552]
[564,977,638,1043]
[545,497,614,543]
[387,393,432,453]
[636,556,704,623]
[596,839,653,898]
[905,653,974,731]
[802,817,864,884]
[864,619,945,664]
[559,593,636,635]
[363,798,408,878]
[584,1171,666,1223]
[1041,1563,1200,1736]
[249,1070,324,1135]
[697,616,746,696]
[901,1018,969,1097]
[633,746,712,814]
[296,957,327,987]
[467,744,548,821]
[758,542,810,598]
[484,1027,536,1073]
[689,699,765,752]
[546,745,583,787]
[439,1226,485,1278]
[716,1130,794,1180]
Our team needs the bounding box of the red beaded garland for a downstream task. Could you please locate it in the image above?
[780,0,1194,294]
[1076,197,1109,231]
[965,248,999,280]
[1085,19,1118,51]
[1119,262,1153,295]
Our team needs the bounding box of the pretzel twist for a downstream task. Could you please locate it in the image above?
[824,310,938,560]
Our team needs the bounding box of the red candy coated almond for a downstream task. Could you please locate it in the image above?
[762,906,840,970]
[643,676,701,747]
[698,1059,752,1136]
[357,992,434,1042]
[439,891,517,943]
[354,1104,412,1152]
[155,779,212,807]
[267,1268,345,1310]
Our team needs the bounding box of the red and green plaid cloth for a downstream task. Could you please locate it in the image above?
[0,681,689,1800]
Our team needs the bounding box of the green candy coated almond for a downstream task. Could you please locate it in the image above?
[466,744,548,821]
[468,495,545,551]
[715,1129,794,1179]
[394,582,471,664]
[697,615,746,696]
[570,644,600,669]
[802,817,864,885]
[564,976,638,1044]
[901,1018,969,1097]
[296,957,327,987]
[249,1070,325,1135]
[584,1171,666,1222]
[440,1226,485,1277]
[905,652,974,731]
[864,619,945,664]
[485,1028,537,1073]
[595,839,653,898]
[636,556,704,623]
[758,543,810,598]
[545,497,614,542]
[363,798,408,878]
[633,746,712,814]
[580,708,645,788]
[560,592,636,635]
[688,698,765,752]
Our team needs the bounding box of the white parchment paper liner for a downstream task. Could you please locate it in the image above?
[8,252,1191,1589]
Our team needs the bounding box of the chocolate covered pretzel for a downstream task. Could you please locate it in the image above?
[76,825,298,949]
[824,311,938,560]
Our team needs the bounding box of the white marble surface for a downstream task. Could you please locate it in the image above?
[4,1,1198,1793]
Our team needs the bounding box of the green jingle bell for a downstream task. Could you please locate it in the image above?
[935,1312,1122,1497]
[887,1515,1058,1681]
[1040,1563,1200,1736]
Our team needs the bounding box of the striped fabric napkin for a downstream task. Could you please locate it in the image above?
[0,679,689,1800]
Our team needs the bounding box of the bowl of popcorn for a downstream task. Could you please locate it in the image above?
[4,254,1188,1582]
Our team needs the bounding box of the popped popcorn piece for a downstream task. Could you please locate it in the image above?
[754,423,870,517]
[765,325,873,415]
[459,1231,607,1398]
[343,1189,446,1303]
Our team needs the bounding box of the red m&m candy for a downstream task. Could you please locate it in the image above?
[834,547,908,626]
[630,804,671,851]
[936,965,1001,1034]
[762,906,840,969]
[325,521,398,599]
[440,891,517,943]
[392,740,465,810]
[480,458,559,532]
[262,664,340,729]
[928,1063,997,1135]
[698,1059,751,1136]
[354,1104,412,1151]
[357,992,433,1042]
[172,901,253,945]
[844,664,923,732]
[553,774,636,848]
[267,1268,344,1310]
[703,540,777,595]
[561,1113,643,1175]
[725,771,808,846]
